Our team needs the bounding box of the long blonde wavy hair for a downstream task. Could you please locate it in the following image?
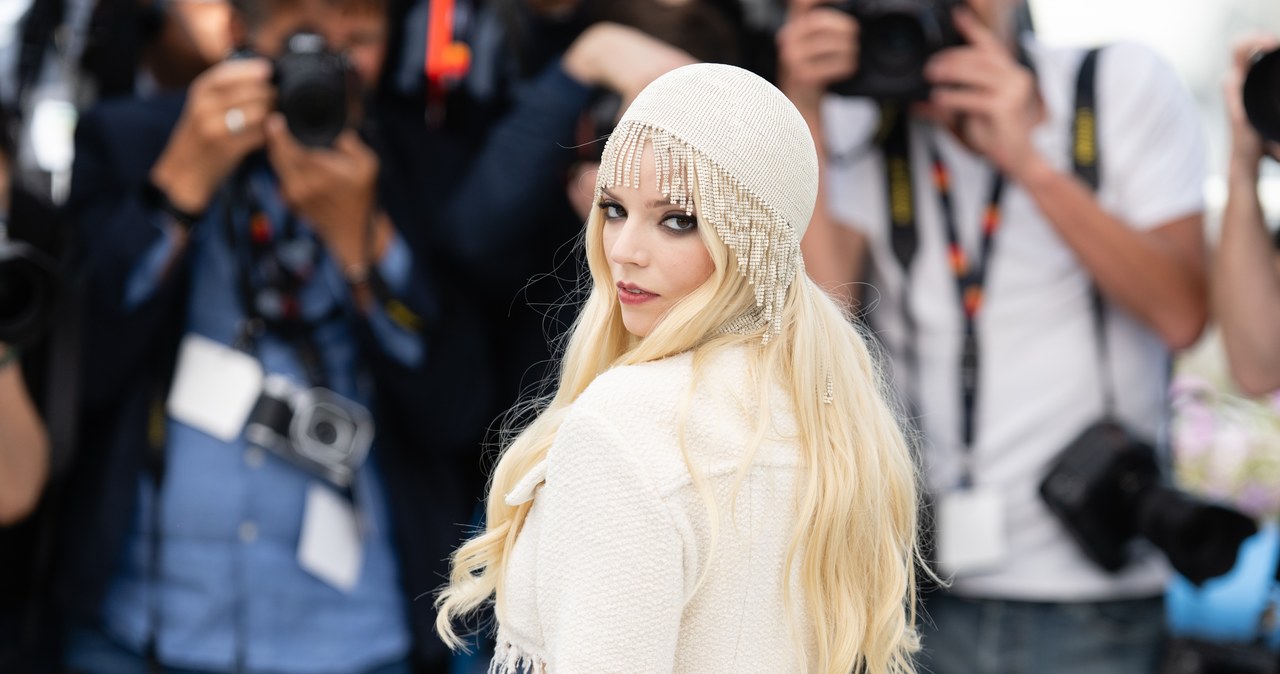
[435,131,925,671]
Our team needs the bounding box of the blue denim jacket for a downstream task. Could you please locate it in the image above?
[99,168,417,673]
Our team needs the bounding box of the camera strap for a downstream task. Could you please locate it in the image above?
[879,46,1105,482]
[1072,49,1121,417]
[224,166,335,389]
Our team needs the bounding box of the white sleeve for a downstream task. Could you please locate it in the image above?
[536,407,685,673]
[1097,42,1208,230]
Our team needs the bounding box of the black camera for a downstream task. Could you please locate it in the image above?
[1160,637,1279,674]
[1039,420,1258,586]
[273,31,357,148]
[828,0,964,99]
[245,374,373,488]
[0,216,60,347]
[1244,48,1280,144]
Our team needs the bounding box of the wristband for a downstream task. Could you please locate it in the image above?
[140,179,205,230]
[0,345,19,372]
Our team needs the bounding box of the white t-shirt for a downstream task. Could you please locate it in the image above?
[821,39,1206,601]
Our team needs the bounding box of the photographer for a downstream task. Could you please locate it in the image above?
[59,0,453,672]
[0,107,78,670]
[1214,34,1280,396]
[0,135,50,524]
[779,0,1209,671]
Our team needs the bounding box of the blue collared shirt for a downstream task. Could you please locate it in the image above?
[101,168,418,673]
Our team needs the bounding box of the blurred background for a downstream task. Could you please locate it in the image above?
[1030,0,1280,224]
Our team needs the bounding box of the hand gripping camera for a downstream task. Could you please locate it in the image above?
[828,0,964,100]
[272,31,358,147]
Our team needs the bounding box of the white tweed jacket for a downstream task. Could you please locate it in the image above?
[493,344,815,673]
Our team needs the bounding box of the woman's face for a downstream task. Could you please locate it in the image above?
[599,143,715,339]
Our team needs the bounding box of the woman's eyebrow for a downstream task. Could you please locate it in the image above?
[598,188,679,210]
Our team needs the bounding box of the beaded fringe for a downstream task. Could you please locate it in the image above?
[596,120,801,343]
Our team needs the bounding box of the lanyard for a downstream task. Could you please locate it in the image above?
[224,167,336,388]
[929,137,1007,473]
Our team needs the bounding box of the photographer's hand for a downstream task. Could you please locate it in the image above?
[265,115,391,306]
[562,23,696,111]
[1225,35,1280,177]
[150,58,275,216]
[923,8,1046,183]
[923,15,1208,351]
[777,0,868,307]
[1216,34,1280,395]
[776,0,858,115]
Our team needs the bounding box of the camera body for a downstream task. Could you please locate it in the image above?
[828,0,964,99]
[245,374,373,489]
[272,31,357,148]
[1244,48,1280,144]
[0,218,60,347]
[1039,420,1257,586]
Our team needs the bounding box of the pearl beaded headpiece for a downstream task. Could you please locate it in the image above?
[595,63,820,342]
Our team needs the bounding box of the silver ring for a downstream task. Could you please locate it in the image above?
[224,107,246,135]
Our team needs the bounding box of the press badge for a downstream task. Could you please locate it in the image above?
[936,487,1008,577]
[167,334,265,442]
[298,482,363,592]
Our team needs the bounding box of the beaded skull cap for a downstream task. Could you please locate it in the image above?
[596,63,820,341]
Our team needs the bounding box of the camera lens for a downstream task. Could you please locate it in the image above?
[313,419,338,446]
[1244,49,1280,143]
[0,243,57,345]
[866,13,928,77]
[274,32,351,148]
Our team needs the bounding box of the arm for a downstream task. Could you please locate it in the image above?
[0,350,49,525]
[1016,165,1206,350]
[1214,35,1280,395]
[926,12,1207,349]
[778,1,868,308]
[534,407,684,671]
[438,23,695,291]
[266,119,432,368]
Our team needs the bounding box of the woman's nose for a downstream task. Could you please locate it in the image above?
[607,219,649,267]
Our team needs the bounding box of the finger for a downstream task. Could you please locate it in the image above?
[787,0,833,20]
[332,130,376,168]
[802,52,858,82]
[930,87,995,116]
[927,50,1006,87]
[1233,34,1280,71]
[791,44,856,77]
[228,100,273,147]
[265,113,311,180]
[952,7,1004,54]
[202,58,273,97]
[220,84,276,115]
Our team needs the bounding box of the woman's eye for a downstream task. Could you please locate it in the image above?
[599,202,625,220]
[661,214,698,233]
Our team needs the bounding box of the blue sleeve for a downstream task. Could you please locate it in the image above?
[329,231,425,368]
[123,217,183,310]
[366,232,425,367]
[375,229,412,296]
[437,60,595,282]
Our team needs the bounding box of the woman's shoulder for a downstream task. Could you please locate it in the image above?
[570,344,758,419]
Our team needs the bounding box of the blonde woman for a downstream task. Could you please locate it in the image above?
[436,63,923,674]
